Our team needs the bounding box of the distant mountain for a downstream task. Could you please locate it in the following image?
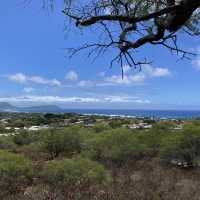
[0,102,17,112]
[0,102,64,113]
[20,105,63,113]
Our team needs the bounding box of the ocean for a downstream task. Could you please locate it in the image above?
[63,109,200,119]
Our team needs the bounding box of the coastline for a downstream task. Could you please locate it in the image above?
[62,109,200,120]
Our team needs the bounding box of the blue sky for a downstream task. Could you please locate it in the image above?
[0,1,200,109]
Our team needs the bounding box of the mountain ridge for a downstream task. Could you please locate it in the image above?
[0,102,63,113]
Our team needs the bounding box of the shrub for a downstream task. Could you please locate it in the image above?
[63,129,81,155]
[83,129,149,166]
[0,137,16,150]
[18,142,46,161]
[153,121,175,131]
[13,130,39,146]
[109,120,123,129]
[93,123,110,133]
[136,128,167,155]
[0,150,33,196]
[160,128,200,166]
[43,131,66,159]
[43,129,81,159]
[42,157,109,188]
[11,120,25,128]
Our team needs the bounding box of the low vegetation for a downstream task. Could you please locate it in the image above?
[0,113,200,199]
[0,150,33,198]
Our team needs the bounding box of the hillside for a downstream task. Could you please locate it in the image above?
[0,102,63,113]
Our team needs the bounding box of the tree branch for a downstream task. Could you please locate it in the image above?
[63,4,183,26]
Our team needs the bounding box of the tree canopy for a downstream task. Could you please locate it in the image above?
[44,0,200,71]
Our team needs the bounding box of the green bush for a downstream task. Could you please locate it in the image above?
[93,123,110,133]
[18,142,45,161]
[136,128,167,155]
[63,128,81,154]
[13,131,39,146]
[153,121,175,131]
[109,120,123,129]
[160,127,200,166]
[42,157,109,188]
[11,120,25,128]
[83,129,149,166]
[43,129,81,159]
[43,131,66,159]
[0,137,16,150]
[0,150,33,196]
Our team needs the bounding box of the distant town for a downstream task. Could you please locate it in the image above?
[0,111,186,137]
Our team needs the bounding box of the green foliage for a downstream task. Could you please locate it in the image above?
[93,123,110,133]
[13,130,39,146]
[109,120,124,129]
[63,127,82,154]
[160,126,200,166]
[43,131,66,159]
[0,137,16,150]
[0,150,33,196]
[143,118,156,124]
[11,120,25,128]
[153,121,175,131]
[43,128,81,159]
[42,156,110,188]
[18,142,45,161]
[43,113,64,124]
[3,112,200,199]
[135,129,164,155]
[83,128,149,166]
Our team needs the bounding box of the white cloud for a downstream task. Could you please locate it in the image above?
[6,73,61,87]
[77,80,94,87]
[104,75,130,85]
[23,87,34,93]
[0,95,150,104]
[103,74,145,85]
[152,68,171,77]
[104,95,151,104]
[28,76,61,87]
[6,65,170,89]
[143,64,171,77]
[8,73,26,84]
[102,64,170,86]
[65,70,78,81]
[50,79,62,87]
[0,96,98,103]
[129,74,146,82]
[29,76,47,84]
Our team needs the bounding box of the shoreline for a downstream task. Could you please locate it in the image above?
[75,111,197,120]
